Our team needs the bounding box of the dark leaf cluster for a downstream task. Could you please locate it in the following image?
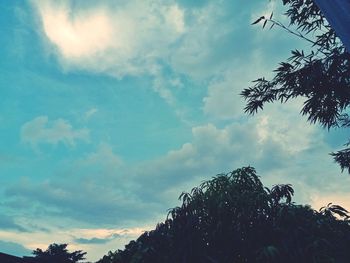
[242,0,350,173]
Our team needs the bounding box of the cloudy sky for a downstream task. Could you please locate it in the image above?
[1,0,350,261]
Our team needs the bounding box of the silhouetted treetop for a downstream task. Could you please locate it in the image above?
[32,243,86,263]
[97,167,350,263]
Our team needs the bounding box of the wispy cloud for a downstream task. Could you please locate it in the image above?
[21,116,89,148]
[0,214,27,232]
[84,108,98,120]
[74,142,123,171]
[74,233,120,245]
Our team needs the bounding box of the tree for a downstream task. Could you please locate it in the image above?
[97,167,350,263]
[32,243,86,263]
[241,0,350,173]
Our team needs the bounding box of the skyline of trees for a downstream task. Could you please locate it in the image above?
[95,167,350,263]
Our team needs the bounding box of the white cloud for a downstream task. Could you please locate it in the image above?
[31,0,294,113]
[75,142,123,172]
[32,0,191,106]
[37,2,114,59]
[202,49,277,120]
[255,101,318,154]
[169,3,231,79]
[149,64,177,106]
[33,0,186,78]
[137,116,317,192]
[203,70,246,120]
[21,116,89,148]
[84,108,98,120]
[166,5,186,33]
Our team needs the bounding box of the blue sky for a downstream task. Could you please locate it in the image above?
[1,0,350,261]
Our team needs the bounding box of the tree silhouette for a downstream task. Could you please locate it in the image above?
[241,0,350,173]
[97,167,350,263]
[32,243,86,263]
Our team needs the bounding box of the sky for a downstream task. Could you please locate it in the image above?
[1,0,350,261]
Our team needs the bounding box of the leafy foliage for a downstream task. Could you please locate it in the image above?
[32,243,86,263]
[97,167,350,263]
[241,0,350,173]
